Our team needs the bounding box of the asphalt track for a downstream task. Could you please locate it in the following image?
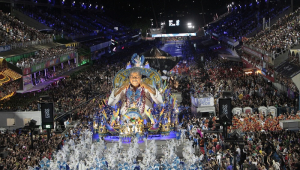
[160,40,184,57]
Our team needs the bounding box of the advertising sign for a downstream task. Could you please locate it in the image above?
[41,103,54,129]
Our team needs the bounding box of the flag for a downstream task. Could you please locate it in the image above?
[159,108,165,118]
[163,85,168,94]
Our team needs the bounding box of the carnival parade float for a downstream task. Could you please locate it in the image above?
[94,54,180,140]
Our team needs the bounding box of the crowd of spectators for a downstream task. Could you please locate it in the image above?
[0,39,160,112]
[275,73,298,93]
[189,57,297,110]
[17,6,94,38]
[209,3,289,40]
[16,5,138,41]
[181,113,300,170]
[244,8,300,56]
[176,48,300,169]
[0,38,162,169]
[14,46,76,69]
[0,131,63,170]
[0,80,19,99]
[1,4,300,167]
[0,10,51,47]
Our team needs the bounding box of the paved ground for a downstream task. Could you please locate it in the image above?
[160,40,184,57]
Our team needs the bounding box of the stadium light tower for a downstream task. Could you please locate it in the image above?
[187,22,193,28]
[150,19,153,28]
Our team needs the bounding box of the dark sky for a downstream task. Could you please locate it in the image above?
[99,0,237,27]
[1,0,293,29]
[99,0,291,28]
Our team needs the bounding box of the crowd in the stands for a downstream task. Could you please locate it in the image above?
[176,53,300,169]
[0,10,51,47]
[17,6,95,38]
[14,46,76,69]
[209,3,289,40]
[0,80,19,99]
[181,113,300,170]
[200,58,296,109]
[16,6,137,40]
[0,131,63,170]
[0,40,160,112]
[0,1,300,169]
[244,8,300,56]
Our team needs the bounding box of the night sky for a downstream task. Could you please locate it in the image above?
[99,0,291,28]
[0,0,295,29]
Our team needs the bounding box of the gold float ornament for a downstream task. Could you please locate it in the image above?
[98,125,107,136]
[161,123,171,132]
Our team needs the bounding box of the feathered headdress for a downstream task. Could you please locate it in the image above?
[131,53,145,67]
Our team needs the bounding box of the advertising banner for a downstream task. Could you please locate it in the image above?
[219,98,232,125]
[191,96,214,107]
[46,58,60,68]
[31,62,45,72]
[23,68,31,75]
[41,103,54,129]
[242,59,253,68]
[0,45,11,52]
[23,75,32,86]
[65,42,79,47]
[242,46,262,58]
[60,52,76,63]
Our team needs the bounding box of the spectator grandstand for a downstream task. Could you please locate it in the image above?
[0,10,52,51]
[0,0,299,170]
[244,8,300,58]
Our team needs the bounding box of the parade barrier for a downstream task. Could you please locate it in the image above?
[232,106,298,117]
[279,120,300,130]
